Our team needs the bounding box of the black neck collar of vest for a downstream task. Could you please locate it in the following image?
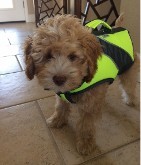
[44,79,85,104]
[57,91,76,103]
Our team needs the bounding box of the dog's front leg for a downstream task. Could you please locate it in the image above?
[76,110,96,155]
[47,95,70,128]
[75,84,108,155]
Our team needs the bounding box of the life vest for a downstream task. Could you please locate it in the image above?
[56,20,134,103]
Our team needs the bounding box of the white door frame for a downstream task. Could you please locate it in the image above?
[0,0,26,22]
[24,0,35,22]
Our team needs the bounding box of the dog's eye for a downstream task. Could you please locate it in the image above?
[45,52,54,62]
[68,53,78,62]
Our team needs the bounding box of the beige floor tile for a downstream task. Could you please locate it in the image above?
[3,22,35,31]
[0,45,23,57]
[0,36,10,45]
[0,30,6,36]
[5,31,31,38]
[17,55,25,70]
[0,102,63,165]
[0,56,21,74]
[0,72,54,108]
[8,36,27,45]
[83,141,139,165]
[38,80,140,165]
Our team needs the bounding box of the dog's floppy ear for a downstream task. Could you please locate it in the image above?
[80,33,102,82]
[24,36,35,80]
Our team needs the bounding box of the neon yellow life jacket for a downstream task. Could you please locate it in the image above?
[57,20,134,103]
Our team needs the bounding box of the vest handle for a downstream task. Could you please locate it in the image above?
[85,19,112,30]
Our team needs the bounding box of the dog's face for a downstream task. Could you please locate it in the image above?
[33,42,88,93]
[24,15,101,93]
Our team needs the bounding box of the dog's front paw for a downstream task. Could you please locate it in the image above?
[76,136,95,155]
[46,113,67,128]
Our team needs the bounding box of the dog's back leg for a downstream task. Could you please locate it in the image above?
[118,54,140,106]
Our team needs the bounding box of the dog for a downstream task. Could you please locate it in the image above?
[24,15,139,155]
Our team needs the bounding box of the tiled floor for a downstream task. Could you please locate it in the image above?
[0,22,140,165]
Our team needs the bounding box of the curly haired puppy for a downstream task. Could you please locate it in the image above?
[24,15,139,155]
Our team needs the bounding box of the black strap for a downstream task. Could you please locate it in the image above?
[57,92,76,104]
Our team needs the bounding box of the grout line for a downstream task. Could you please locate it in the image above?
[0,70,23,76]
[0,54,23,58]
[78,138,140,165]
[8,38,11,45]
[15,55,23,71]
[35,101,66,165]
[4,29,12,45]
[0,94,55,110]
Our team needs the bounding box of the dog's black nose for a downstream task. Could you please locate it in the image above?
[53,75,67,86]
